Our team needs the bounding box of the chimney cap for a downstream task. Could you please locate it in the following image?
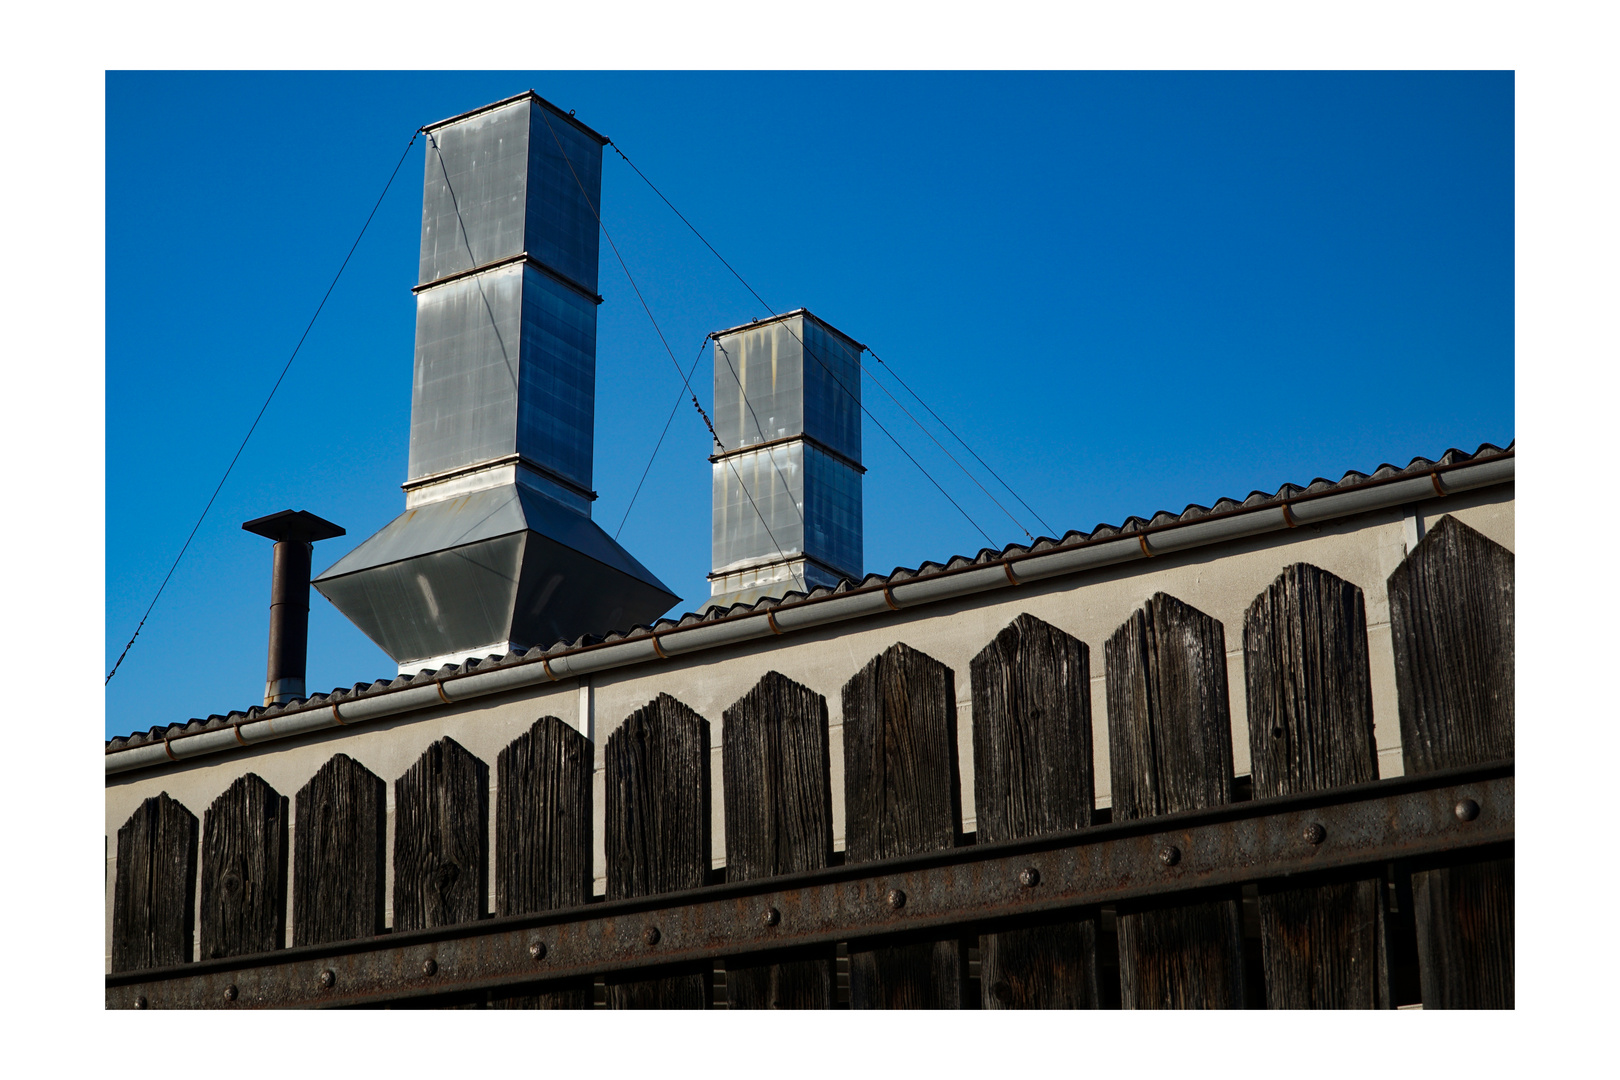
[242,509,346,544]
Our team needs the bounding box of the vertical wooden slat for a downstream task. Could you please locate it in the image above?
[1387,514,1514,1009]
[293,753,386,947]
[199,773,288,960]
[605,693,712,1009]
[1106,592,1247,1009]
[722,671,835,1009]
[1245,563,1388,1008]
[492,717,594,1010]
[393,737,488,932]
[112,792,198,972]
[842,641,968,1009]
[971,613,1101,1008]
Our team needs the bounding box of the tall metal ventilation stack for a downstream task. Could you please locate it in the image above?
[315,93,678,672]
[707,310,865,610]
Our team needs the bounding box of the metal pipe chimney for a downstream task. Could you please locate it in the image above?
[243,510,345,706]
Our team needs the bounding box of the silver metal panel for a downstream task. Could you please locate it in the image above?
[408,263,526,480]
[314,483,679,664]
[710,441,861,580]
[419,99,532,285]
[713,318,806,451]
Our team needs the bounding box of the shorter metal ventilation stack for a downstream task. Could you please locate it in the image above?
[707,310,865,610]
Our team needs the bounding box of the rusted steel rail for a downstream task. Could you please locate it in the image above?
[107,762,1511,1009]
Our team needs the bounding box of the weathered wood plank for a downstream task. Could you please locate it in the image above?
[199,774,288,960]
[1245,563,1388,1008]
[604,693,712,1009]
[722,671,835,1009]
[493,717,594,1009]
[293,753,386,947]
[112,793,199,972]
[1388,515,1515,1009]
[393,737,488,933]
[843,642,968,1009]
[971,612,1101,1008]
[1106,592,1246,1009]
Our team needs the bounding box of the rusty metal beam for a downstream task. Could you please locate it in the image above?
[107,763,1511,1009]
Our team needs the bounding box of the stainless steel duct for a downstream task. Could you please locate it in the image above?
[313,92,678,672]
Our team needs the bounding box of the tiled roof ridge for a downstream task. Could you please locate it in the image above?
[107,439,1513,751]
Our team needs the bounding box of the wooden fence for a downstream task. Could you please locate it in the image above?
[108,515,1513,1009]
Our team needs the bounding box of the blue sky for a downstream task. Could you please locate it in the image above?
[104,71,1513,739]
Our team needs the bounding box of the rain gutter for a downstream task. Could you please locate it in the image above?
[107,452,1512,778]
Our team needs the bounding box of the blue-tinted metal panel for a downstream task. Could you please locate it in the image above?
[800,318,862,463]
[419,99,532,286]
[514,266,596,492]
[524,105,602,296]
[803,443,862,578]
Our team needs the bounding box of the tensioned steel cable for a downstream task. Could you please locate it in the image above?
[106,129,421,686]
[607,140,1031,544]
[614,337,710,539]
[535,107,798,574]
[865,345,1055,537]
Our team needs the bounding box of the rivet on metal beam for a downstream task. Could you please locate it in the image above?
[529,942,547,961]
[887,888,907,910]
[1303,823,1327,845]
[1454,798,1480,822]
[1018,867,1040,888]
[1158,845,1181,867]
[223,984,238,1002]
[643,926,661,947]
[422,959,438,977]
[762,907,781,927]
[319,970,335,989]
[135,996,148,1009]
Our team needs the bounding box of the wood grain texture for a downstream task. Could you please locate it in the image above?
[971,613,1100,1008]
[1106,593,1246,1009]
[605,693,712,1009]
[493,717,594,1009]
[293,753,385,947]
[1388,516,1515,1009]
[393,737,488,933]
[722,672,835,1009]
[112,792,198,972]
[1245,564,1388,1008]
[199,773,288,960]
[842,642,968,1009]
[1411,858,1514,1009]
[1388,514,1515,772]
